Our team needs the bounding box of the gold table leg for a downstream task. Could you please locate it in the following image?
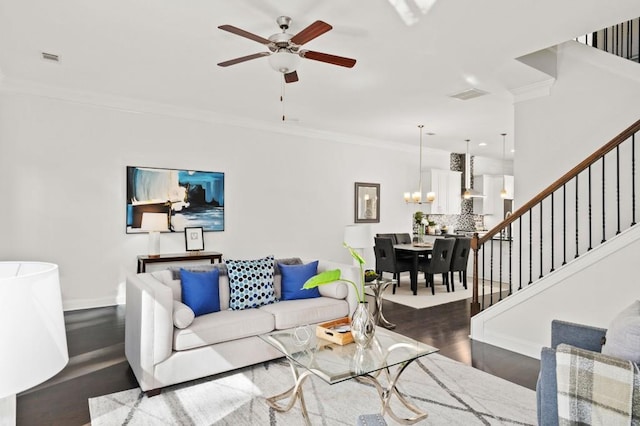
[356,359,428,424]
[265,361,314,425]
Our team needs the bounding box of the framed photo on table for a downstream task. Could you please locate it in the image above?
[354,182,380,223]
[184,227,205,251]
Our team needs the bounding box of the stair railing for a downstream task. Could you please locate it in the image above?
[470,118,640,316]
[576,18,639,63]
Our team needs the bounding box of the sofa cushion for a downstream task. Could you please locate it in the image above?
[173,300,195,329]
[259,297,349,330]
[602,300,640,363]
[173,308,275,351]
[180,268,220,316]
[226,255,277,310]
[279,260,320,301]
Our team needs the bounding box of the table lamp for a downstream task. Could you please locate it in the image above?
[0,262,68,425]
[343,224,373,266]
[141,212,169,257]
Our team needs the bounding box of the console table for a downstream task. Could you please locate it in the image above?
[137,251,223,273]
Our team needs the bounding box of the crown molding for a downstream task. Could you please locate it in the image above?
[509,78,555,103]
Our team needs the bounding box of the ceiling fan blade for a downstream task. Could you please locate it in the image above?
[284,71,299,83]
[218,24,272,45]
[290,20,332,45]
[299,50,356,68]
[217,52,270,67]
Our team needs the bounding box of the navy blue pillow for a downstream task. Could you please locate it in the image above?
[279,261,320,301]
[179,268,220,316]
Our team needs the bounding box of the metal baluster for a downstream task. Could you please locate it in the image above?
[550,193,555,272]
[563,184,567,265]
[481,243,485,310]
[490,240,494,305]
[633,133,637,226]
[518,218,523,291]
[528,209,533,285]
[602,156,607,243]
[588,165,593,251]
[508,222,513,295]
[499,229,503,301]
[575,175,580,259]
[616,145,621,234]
[539,201,543,279]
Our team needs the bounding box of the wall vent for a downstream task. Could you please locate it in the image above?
[449,88,488,100]
[41,52,60,62]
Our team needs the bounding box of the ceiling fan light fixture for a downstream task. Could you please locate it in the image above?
[268,50,300,73]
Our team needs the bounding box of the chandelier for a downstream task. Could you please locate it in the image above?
[404,124,436,204]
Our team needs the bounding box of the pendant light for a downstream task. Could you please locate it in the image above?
[500,133,508,198]
[463,139,472,200]
[404,125,436,204]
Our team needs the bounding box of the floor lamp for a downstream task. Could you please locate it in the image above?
[0,262,69,426]
[343,224,373,267]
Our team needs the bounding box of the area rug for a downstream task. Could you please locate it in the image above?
[380,276,504,310]
[88,353,536,425]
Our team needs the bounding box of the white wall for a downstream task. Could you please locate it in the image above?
[471,225,640,359]
[515,41,640,202]
[0,85,465,310]
[470,40,640,355]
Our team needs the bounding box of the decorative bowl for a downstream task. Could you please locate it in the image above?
[364,270,380,282]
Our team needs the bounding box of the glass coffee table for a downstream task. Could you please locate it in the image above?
[259,326,438,425]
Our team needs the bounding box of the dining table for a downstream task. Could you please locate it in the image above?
[393,243,433,295]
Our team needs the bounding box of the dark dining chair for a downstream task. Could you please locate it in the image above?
[376,233,397,244]
[419,238,455,295]
[448,237,471,291]
[394,233,412,245]
[373,237,413,294]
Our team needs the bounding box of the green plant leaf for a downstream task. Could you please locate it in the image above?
[302,269,341,289]
[343,242,365,265]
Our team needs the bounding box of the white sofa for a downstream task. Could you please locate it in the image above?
[125,259,359,395]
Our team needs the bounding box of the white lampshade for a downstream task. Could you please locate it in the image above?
[141,212,169,257]
[140,212,169,232]
[0,262,68,424]
[344,224,373,249]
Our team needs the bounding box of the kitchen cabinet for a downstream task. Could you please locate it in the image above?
[424,169,462,214]
[473,174,515,229]
[504,175,514,200]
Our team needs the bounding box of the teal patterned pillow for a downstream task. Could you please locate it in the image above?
[226,255,276,310]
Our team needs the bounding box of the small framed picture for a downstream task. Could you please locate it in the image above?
[184,227,205,251]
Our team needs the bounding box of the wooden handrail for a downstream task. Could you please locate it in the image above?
[477,118,640,246]
[470,117,640,316]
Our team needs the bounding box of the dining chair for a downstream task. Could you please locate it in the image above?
[373,237,413,294]
[394,233,412,245]
[376,233,397,244]
[418,238,455,295]
[448,237,471,291]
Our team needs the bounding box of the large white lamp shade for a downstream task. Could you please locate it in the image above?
[0,262,68,424]
[344,225,373,267]
[141,212,169,257]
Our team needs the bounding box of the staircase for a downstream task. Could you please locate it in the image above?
[468,117,640,358]
[576,17,639,63]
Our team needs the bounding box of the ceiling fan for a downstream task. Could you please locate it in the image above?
[217,16,357,83]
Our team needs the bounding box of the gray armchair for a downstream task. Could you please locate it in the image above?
[536,320,607,426]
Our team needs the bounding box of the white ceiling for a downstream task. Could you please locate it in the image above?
[1,0,639,159]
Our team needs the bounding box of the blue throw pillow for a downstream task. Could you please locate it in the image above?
[179,268,220,317]
[226,255,277,310]
[279,261,320,301]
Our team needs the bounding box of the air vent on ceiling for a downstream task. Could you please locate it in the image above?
[41,52,60,62]
[449,88,488,101]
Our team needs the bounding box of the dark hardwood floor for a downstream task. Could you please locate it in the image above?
[16,291,540,425]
